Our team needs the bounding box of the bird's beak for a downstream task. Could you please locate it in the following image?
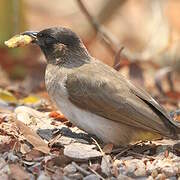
[21,31,38,44]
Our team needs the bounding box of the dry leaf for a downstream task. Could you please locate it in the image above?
[103,143,114,154]
[49,111,67,122]
[20,95,40,105]
[15,119,50,154]
[23,149,44,161]
[0,88,17,103]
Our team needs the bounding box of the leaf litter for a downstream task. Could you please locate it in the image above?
[0,87,179,179]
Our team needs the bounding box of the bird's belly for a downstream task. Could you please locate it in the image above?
[51,92,160,145]
[53,95,129,144]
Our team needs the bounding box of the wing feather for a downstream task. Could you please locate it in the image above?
[65,61,179,137]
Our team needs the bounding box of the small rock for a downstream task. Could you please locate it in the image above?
[101,155,112,176]
[134,161,146,177]
[80,164,89,170]
[124,159,140,176]
[118,165,126,175]
[110,177,117,180]
[147,176,154,180]
[155,173,166,180]
[117,174,133,180]
[83,174,100,180]
[169,177,177,180]
[90,163,101,172]
[64,143,101,161]
[146,161,155,175]
[125,164,136,176]
[113,159,121,167]
[156,145,171,155]
[15,106,47,118]
[37,129,54,141]
[62,176,71,180]
[68,173,83,180]
[16,112,31,125]
[151,169,159,178]
[134,168,146,177]
[161,166,176,177]
[174,166,179,174]
[8,152,19,162]
[64,164,77,175]
[37,172,51,180]
[0,158,10,175]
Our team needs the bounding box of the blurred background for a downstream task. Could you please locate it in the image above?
[0,0,180,112]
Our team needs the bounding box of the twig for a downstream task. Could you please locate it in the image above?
[113,46,124,70]
[88,167,106,180]
[113,141,144,160]
[91,138,113,177]
[91,137,104,156]
[76,0,120,54]
[154,66,173,95]
[127,150,155,160]
[48,133,62,147]
[113,146,131,159]
[72,162,91,176]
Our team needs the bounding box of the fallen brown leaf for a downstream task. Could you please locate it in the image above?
[49,111,67,122]
[15,119,50,154]
[23,149,44,161]
[103,143,114,154]
[46,155,71,169]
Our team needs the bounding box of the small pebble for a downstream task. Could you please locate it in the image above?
[68,173,83,180]
[151,169,159,178]
[161,166,176,177]
[147,176,154,180]
[37,172,51,180]
[83,174,100,180]
[80,163,89,170]
[90,163,101,171]
[117,174,133,180]
[101,155,112,176]
[155,173,166,180]
[64,164,77,175]
[134,161,146,177]
[134,167,146,177]
[124,159,146,176]
[124,162,136,176]
[169,177,177,180]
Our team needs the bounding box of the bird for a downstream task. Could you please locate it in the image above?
[21,27,180,145]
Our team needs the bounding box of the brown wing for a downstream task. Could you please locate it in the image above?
[65,61,179,138]
[128,82,180,128]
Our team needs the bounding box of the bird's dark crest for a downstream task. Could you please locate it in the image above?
[38,27,81,47]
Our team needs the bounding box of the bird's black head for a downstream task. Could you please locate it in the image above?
[24,27,91,67]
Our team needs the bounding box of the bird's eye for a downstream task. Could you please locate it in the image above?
[45,36,55,45]
[37,33,43,38]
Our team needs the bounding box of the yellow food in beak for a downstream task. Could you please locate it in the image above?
[4,35,33,48]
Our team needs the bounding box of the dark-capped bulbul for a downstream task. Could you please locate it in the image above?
[20,27,180,145]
